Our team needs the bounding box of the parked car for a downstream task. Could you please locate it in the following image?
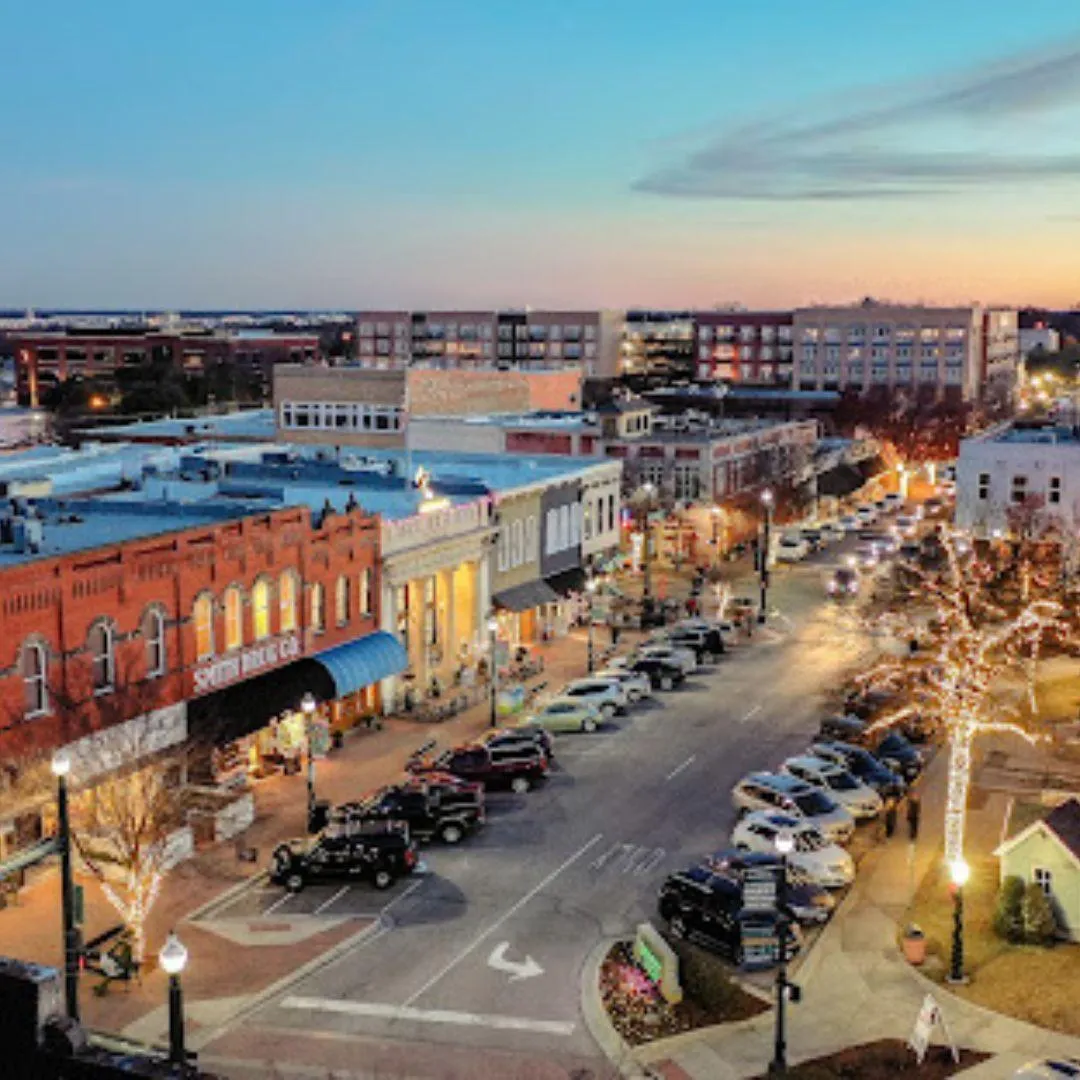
[270,819,419,892]
[339,776,485,845]
[1011,1059,1080,1080]
[923,496,945,517]
[638,643,697,674]
[560,677,629,717]
[894,515,919,538]
[669,626,725,661]
[872,731,925,782]
[855,504,878,524]
[774,534,810,562]
[479,724,554,763]
[838,514,861,532]
[858,529,901,555]
[827,566,860,597]
[808,741,906,804]
[855,543,881,570]
[657,865,802,965]
[818,714,869,743]
[731,811,855,889]
[527,698,604,733]
[407,738,550,793]
[883,492,905,510]
[800,526,825,550]
[629,656,687,690]
[819,521,845,543]
[780,755,883,819]
[702,848,837,924]
[731,772,856,843]
[596,666,652,703]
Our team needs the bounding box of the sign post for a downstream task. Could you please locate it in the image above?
[908,993,959,1065]
[632,922,682,1004]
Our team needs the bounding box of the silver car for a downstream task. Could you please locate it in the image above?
[781,755,883,819]
[731,772,856,844]
[596,667,652,703]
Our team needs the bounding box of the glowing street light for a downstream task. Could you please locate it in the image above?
[52,752,79,1021]
[948,858,970,985]
[159,932,190,1070]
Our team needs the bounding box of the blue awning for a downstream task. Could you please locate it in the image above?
[310,632,408,697]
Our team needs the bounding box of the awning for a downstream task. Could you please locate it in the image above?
[493,580,559,613]
[816,463,866,498]
[309,631,408,698]
[545,567,587,596]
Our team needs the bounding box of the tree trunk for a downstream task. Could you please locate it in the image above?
[944,723,975,866]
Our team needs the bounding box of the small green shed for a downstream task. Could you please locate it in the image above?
[994,797,1080,942]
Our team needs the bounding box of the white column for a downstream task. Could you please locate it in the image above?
[380,577,398,715]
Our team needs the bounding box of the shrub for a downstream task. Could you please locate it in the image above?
[668,938,741,1014]
[992,875,1026,943]
[1022,882,1059,945]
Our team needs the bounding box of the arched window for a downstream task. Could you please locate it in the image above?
[310,582,326,633]
[21,641,48,716]
[252,578,271,640]
[335,575,350,625]
[193,593,214,659]
[143,608,166,677]
[224,586,243,651]
[88,622,114,693]
[359,568,374,617]
[279,571,298,633]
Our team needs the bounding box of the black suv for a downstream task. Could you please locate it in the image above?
[703,849,835,925]
[270,819,418,892]
[872,732,925,782]
[629,656,686,690]
[340,775,485,845]
[479,725,554,763]
[407,739,549,793]
[809,741,906,804]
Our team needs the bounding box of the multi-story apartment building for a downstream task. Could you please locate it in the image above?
[693,311,795,385]
[355,310,623,378]
[791,302,1019,404]
[620,311,696,382]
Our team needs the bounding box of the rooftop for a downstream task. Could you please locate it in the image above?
[80,409,275,443]
[976,422,1080,446]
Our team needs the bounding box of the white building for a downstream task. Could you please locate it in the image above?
[792,302,1019,404]
[956,421,1080,538]
[1019,326,1061,357]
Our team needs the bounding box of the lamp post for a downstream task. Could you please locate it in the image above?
[710,505,722,570]
[487,615,499,728]
[52,753,80,1023]
[585,577,597,673]
[159,932,189,1074]
[300,692,318,819]
[897,463,909,501]
[769,829,796,1076]
[758,489,774,625]
[640,483,655,609]
[948,858,970,984]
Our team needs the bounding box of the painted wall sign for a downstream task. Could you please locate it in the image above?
[193,633,302,695]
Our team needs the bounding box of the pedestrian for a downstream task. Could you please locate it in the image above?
[884,800,898,839]
[908,637,919,657]
[907,791,921,841]
[610,619,621,648]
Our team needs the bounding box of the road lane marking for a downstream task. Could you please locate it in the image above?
[401,832,604,1007]
[263,892,295,916]
[589,841,622,872]
[635,848,667,876]
[665,754,696,781]
[312,886,351,916]
[740,704,762,723]
[281,996,575,1036]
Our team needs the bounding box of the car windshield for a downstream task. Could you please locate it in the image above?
[794,831,825,853]
[792,789,834,816]
[825,769,859,791]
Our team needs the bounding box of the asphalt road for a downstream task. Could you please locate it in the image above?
[203,536,888,1077]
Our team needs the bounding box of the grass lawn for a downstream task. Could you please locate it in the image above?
[903,850,1080,1035]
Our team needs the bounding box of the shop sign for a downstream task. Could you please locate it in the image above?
[632,922,682,1004]
[740,918,780,970]
[193,633,302,695]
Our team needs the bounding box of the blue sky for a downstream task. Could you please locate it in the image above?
[5,0,1080,309]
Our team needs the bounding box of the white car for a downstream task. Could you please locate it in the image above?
[596,667,652,703]
[731,772,856,844]
[560,677,628,718]
[818,521,845,543]
[637,643,697,674]
[781,756,883,819]
[838,514,860,532]
[731,811,855,889]
[855,504,878,524]
[774,534,810,562]
[883,492,905,510]
[894,515,918,537]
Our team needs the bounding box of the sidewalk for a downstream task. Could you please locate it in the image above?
[633,749,1080,1079]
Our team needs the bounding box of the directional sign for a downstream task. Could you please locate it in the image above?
[487,941,543,982]
[742,865,780,913]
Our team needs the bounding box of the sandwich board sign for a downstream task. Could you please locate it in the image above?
[908,993,959,1064]
[632,922,682,1004]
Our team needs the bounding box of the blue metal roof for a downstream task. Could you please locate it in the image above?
[310,632,408,697]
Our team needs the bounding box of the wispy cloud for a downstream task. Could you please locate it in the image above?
[635,39,1080,201]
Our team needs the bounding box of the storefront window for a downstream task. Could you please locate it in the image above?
[279,571,298,632]
[359,568,374,617]
[252,579,271,640]
[21,640,48,716]
[224,586,243,651]
[193,593,214,659]
[336,575,351,625]
[310,582,326,633]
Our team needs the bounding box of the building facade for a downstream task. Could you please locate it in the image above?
[693,311,795,385]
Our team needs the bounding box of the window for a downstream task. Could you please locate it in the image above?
[525,515,538,560]
[511,520,524,565]
[1011,475,1028,504]
[252,579,271,639]
[359,568,374,617]
[608,494,616,532]
[546,508,558,553]
[88,622,114,693]
[1049,477,1062,505]
[193,594,214,659]
[21,641,48,716]
[335,575,351,625]
[310,582,326,633]
[143,608,166,678]
[224,586,243,651]
[1033,867,1053,896]
[279,571,298,633]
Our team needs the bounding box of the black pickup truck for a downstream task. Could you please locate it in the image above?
[339,775,485,845]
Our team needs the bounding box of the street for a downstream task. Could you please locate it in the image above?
[198,542,879,1077]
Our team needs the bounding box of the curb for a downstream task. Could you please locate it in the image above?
[184,869,270,923]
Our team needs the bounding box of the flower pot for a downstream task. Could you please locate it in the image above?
[903,925,926,966]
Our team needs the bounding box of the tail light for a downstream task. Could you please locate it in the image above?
[405,846,418,868]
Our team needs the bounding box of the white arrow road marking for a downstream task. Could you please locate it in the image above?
[741,704,762,723]
[281,996,575,1036]
[665,754,696,781]
[487,941,543,981]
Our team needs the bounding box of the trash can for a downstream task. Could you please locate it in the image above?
[902,924,926,965]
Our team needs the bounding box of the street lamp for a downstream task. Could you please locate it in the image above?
[487,615,499,728]
[710,505,723,570]
[640,483,656,609]
[159,932,189,1073]
[300,692,318,819]
[897,463,909,500]
[759,489,774,625]
[948,858,970,985]
[769,829,796,1076]
[51,752,80,1023]
[585,577,597,673]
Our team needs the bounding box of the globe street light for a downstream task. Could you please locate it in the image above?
[759,489,774,625]
[159,932,189,1072]
[948,858,970,985]
[487,615,500,728]
[300,692,318,821]
[769,829,796,1076]
[51,752,80,1022]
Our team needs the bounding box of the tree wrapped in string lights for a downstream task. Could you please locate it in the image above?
[854,530,1067,865]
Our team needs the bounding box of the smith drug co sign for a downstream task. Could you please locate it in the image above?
[192,633,302,695]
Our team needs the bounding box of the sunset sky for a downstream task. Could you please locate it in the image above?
[5,1,1080,310]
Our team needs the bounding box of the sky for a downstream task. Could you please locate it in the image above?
[5,0,1080,310]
